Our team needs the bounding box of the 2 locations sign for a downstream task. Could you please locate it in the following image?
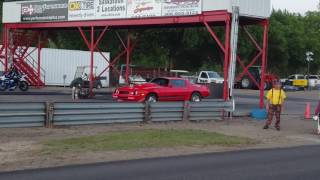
[20,0,202,22]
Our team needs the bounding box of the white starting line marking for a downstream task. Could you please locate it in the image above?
[288,135,320,143]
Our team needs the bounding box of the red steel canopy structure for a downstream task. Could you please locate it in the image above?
[1,0,270,108]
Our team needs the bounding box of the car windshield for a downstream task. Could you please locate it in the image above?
[151,78,169,87]
[208,72,221,78]
[307,76,318,79]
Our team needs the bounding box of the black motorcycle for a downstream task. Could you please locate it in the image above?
[0,73,29,91]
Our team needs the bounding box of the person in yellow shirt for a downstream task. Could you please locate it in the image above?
[263,81,287,131]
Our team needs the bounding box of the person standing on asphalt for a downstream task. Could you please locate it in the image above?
[263,81,287,131]
[313,100,320,120]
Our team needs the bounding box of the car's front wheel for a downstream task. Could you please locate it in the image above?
[145,94,157,103]
[190,92,201,102]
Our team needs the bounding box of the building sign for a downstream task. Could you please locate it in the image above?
[21,0,68,22]
[162,0,202,17]
[68,0,95,20]
[127,0,162,18]
[95,0,127,19]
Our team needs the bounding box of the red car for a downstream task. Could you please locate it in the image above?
[112,77,210,102]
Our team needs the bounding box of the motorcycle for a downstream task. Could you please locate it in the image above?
[0,74,29,91]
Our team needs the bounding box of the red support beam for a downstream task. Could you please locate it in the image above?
[37,33,42,88]
[203,21,226,53]
[93,26,108,50]
[236,55,261,88]
[4,25,8,71]
[78,27,91,48]
[97,49,127,78]
[116,32,127,50]
[90,26,95,97]
[125,31,131,84]
[260,20,269,109]
[243,27,262,51]
[78,26,110,96]
[236,52,262,82]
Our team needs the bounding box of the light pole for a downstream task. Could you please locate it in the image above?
[306,51,314,90]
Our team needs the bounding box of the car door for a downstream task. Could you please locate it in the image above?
[167,79,189,101]
[150,78,170,101]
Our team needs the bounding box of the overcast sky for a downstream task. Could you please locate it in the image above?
[271,0,319,14]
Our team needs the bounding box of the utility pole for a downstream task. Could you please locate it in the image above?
[306,51,314,91]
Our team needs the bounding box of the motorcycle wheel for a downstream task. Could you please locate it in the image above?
[0,82,7,91]
[19,81,29,91]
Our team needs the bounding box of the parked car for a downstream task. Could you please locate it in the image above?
[112,77,210,102]
[282,81,299,91]
[70,66,103,89]
[305,75,320,88]
[197,71,224,84]
[285,74,308,88]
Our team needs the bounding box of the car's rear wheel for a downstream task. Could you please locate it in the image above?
[190,92,201,102]
[145,94,157,103]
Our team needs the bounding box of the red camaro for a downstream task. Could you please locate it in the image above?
[112,77,210,102]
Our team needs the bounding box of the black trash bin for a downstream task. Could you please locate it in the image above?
[207,83,224,99]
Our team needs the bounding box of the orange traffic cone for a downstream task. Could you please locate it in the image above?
[305,102,311,120]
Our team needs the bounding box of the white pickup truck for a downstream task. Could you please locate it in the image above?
[197,71,224,84]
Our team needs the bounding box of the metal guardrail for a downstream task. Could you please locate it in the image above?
[0,100,234,128]
[190,100,234,121]
[0,102,45,128]
[149,102,185,122]
[53,103,145,126]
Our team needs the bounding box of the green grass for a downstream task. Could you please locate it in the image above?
[41,129,255,153]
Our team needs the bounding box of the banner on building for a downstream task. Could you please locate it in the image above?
[127,0,162,18]
[68,0,95,20]
[21,0,69,22]
[95,0,127,19]
[162,0,202,17]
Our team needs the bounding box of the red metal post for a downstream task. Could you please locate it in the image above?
[125,31,131,84]
[90,26,94,97]
[223,18,231,100]
[4,25,8,71]
[37,32,42,88]
[203,21,226,53]
[260,20,269,109]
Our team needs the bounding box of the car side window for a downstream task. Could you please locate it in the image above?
[171,79,186,88]
[151,78,169,87]
[201,72,208,78]
[298,75,304,79]
[288,76,294,80]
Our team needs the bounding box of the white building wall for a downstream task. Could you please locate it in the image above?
[29,48,110,87]
[203,0,232,13]
[2,2,21,23]
[203,0,271,18]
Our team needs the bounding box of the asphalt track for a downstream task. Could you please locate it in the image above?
[1,145,320,180]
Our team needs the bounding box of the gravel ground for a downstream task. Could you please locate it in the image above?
[0,116,319,172]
